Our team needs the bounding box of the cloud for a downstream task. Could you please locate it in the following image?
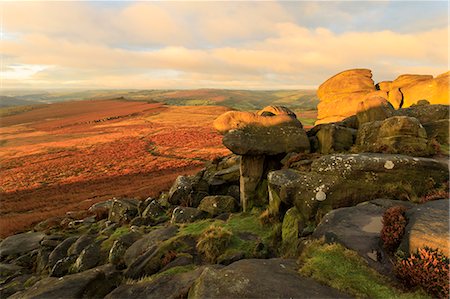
[1,1,448,89]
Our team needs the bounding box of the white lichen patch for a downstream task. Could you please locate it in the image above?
[315,190,327,201]
[384,160,395,169]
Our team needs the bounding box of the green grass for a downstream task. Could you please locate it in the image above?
[126,265,197,284]
[299,241,430,299]
[178,212,274,259]
[100,226,131,252]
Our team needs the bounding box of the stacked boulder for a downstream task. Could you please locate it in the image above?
[213,106,310,211]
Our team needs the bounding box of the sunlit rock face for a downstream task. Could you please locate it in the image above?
[316,69,450,125]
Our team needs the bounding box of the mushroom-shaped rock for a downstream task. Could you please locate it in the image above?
[213,110,301,135]
[256,105,297,119]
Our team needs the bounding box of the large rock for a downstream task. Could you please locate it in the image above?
[316,69,377,124]
[108,232,142,266]
[356,96,395,125]
[400,199,449,256]
[188,258,349,298]
[0,232,45,258]
[9,264,120,299]
[268,154,448,225]
[355,116,429,156]
[72,242,100,273]
[108,198,140,224]
[222,124,310,156]
[170,207,207,224]
[423,119,450,145]
[390,72,449,107]
[47,236,78,269]
[197,195,237,216]
[309,124,356,154]
[313,199,414,274]
[67,234,96,256]
[105,267,204,299]
[398,104,449,125]
[168,176,197,206]
[124,226,178,267]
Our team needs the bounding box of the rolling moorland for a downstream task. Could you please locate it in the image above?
[0,90,317,237]
[0,70,448,298]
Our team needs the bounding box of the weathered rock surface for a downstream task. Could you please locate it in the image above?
[308,124,356,154]
[168,176,197,206]
[47,236,78,269]
[124,226,178,267]
[108,198,139,224]
[9,264,120,299]
[67,234,96,256]
[390,72,449,107]
[170,207,208,224]
[313,199,414,274]
[355,116,429,156]
[213,109,301,134]
[106,267,204,299]
[356,96,395,125]
[0,232,45,258]
[268,154,448,225]
[223,124,310,156]
[398,103,449,125]
[197,195,237,216]
[400,199,450,256]
[316,69,377,124]
[423,119,449,145]
[188,258,349,298]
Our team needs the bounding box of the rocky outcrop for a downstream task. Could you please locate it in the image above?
[316,69,450,125]
[268,154,448,226]
[316,69,377,124]
[390,72,450,107]
[188,258,349,298]
[214,106,310,211]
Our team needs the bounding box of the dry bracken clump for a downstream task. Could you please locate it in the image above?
[395,247,449,299]
[380,206,408,252]
[196,225,232,263]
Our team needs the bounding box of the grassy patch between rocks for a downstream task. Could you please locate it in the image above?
[299,240,430,299]
[178,212,275,259]
[127,265,197,284]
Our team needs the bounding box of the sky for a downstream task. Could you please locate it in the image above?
[0,1,448,90]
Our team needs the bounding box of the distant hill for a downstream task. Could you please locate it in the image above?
[0,96,42,108]
[1,89,319,111]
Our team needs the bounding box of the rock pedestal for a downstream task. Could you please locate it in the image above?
[214,106,310,211]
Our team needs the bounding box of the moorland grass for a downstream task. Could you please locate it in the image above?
[298,240,430,299]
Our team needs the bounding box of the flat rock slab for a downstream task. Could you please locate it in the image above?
[313,199,414,274]
[188,258,349,298]
[106,267,204,299]
[0,232,45,258]
[400,199,450,255]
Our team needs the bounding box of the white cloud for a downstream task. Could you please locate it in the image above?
[1,1,447,89]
